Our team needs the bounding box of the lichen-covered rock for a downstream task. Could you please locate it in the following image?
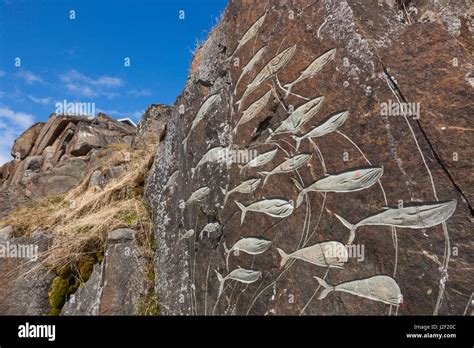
[145,0,473,315]
[61,229,147,315]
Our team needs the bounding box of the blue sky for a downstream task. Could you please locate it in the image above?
[0,0,228,164]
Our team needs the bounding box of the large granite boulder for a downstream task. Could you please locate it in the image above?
[145,0,473,315]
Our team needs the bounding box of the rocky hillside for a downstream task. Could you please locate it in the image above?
[0,104,170,315]
[0,0,472,317]
[145,0,473,315]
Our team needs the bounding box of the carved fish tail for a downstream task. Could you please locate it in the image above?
[220,187,228,206]
[235,201,247,225]
[296,190,306,208]
[260,172,271,186]
[276,248,289,268]
[334,214,357,244]
[292,135,302,151]
[215,270,225,298]
[224,244,231,271]
[314,276,334,300]
[283,82,294,97]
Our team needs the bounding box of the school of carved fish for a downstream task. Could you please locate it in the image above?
[236,44,297,111]
[266,96,325,141]
[176,12,459,315]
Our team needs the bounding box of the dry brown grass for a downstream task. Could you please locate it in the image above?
[2,139,158,275]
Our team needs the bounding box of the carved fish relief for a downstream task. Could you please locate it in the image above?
[221,178,261,206]
[259,154,311,186]
[315,275,403,306]
[283,48,336,96]
[292,110,349,150]
[232,13,267,56]
[234,45,268,95]
[236,44,297,111]
[295,167,384,207]
[180,187,211,208]
[235,198,294,224]
[191,146,228,177]
[182,94,221,150]
[277,241,348,268]
[225,237,272,270]
[215,268,262,297]
[238,148,278,175]
[266,96,325,141]
[233,90,272,134]
[335,200,457,244]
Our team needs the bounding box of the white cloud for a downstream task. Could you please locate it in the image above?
[17,70,43,84]
[0,106,35,129]
[60,70,124,98]
[0,106,35,165]
[28,95,52,105]
[126,89,152,97]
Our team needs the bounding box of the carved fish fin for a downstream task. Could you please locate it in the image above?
[215,270,225,298]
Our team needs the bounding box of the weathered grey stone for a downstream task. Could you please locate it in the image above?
[61,229,146,315]
[0,225,13,238]
[88,170,105,189]
[0,231,53,315]
[108,228,135,242]
[132,104,171,148]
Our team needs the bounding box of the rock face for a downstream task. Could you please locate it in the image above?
[145,0,473,315]
[0,230,54,315]
[0,113,136,218]
[133,104,171,148]
[61,229,147,315]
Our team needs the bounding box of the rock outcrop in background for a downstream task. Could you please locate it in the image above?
[0,113,136,219]
[0,107,170,315]
[145,0,473,315]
